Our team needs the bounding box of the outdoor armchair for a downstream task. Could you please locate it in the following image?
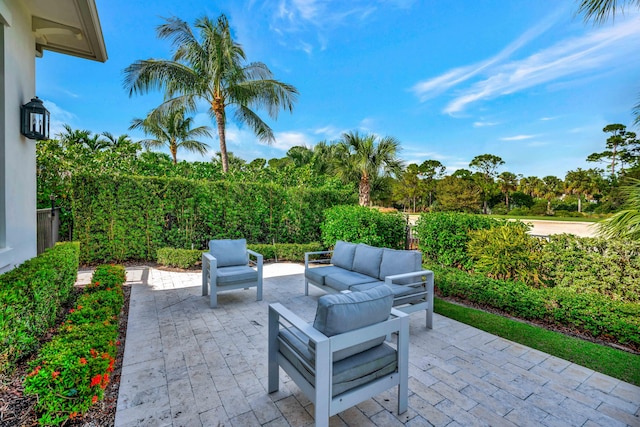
[268,286,409,427]
[201,239,263,308]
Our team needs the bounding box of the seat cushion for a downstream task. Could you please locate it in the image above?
[313,286,393,360]
[324,271,376,291]
[278,328,397,397]
[215,265,257,285]
[330,241,358,270]
[352,244,384,278]
[378,249,422,282]
[209,239,248,267]
[305,266,346,287]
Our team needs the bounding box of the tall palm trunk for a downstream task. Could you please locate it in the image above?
[212,99,228,173]
[359,175,371,206]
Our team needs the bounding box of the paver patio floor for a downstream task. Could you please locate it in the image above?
[111,264,640,426]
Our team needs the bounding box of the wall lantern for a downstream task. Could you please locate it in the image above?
[20,97,50,140]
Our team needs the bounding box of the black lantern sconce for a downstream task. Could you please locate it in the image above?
[20,97,50,140]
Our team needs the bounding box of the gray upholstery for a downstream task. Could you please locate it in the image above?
[352,282,424,305]
[215,265,258,285]
[313,286,393,361]
[352,244,384,278]
[379,249,422,282]
[324,271,375,291]
[330,241,357,270]
[305,266,345,287]
[279,328,397,396]
[209,239,249,267]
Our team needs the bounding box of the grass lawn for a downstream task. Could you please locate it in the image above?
[434,298,640,387]
[489,214,602,223]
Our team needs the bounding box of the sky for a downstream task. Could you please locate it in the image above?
[36,0,640,178]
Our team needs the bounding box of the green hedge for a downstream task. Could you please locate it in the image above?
[72,174,355,264]
[415,212,500,269]
[433,266,640,349]
[24,264,125,425]
[157,242,325,268]
[321,205,406,249]
[0,242,80,373]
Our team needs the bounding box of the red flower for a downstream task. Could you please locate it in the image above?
[69,309,75,313]
[79,358,87,365]
[91,395,98,404]
[90,349,98,358]
[116,340,121,346]
[101,373,110,389]
[52,371,60,379]
[27,366,41,377]
[69,412,78,419]
[90,374,102,387]
[77,305,83,310]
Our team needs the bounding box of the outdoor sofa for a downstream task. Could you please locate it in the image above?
[304,241,434,328]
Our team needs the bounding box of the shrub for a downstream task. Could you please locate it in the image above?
[467,222,543,285]
[432,265,640,349]
[157,247,203,269]
[320,206,406,249]
[23,264,125,426]
[0,242,80,374]
[414,212,500,269]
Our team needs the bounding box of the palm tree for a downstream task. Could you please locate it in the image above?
[541,175,564,214]
[123,14,298,173]
[334,131,403,206]
[577,0,640,24]
[129,108,212,164]
[565,168,598,213]
[598,178,640,240]
[497,171,518,210]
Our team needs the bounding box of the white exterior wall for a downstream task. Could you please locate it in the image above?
[0,0,37,273]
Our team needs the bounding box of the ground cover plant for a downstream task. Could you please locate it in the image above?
[22,264,126,426]
[0,242,80,374]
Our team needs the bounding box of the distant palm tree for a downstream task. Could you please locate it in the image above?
[541,175,564,214]
[565,169,598,213]
[334,131,403,206]
[129,108,211,164]
[124,14,298,173]
[598,178,640,240]
[59,124,107,152]
[497,171,518,210]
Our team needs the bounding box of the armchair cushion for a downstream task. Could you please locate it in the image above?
[215,265,258,285]
[313,286,393,361]
[352,244,384,278]
[209,239,249,267]
[330,241,357,270]
[279,328,397,397]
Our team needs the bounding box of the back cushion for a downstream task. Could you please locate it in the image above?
[209,239,248,267]
[378,249,422,281]
[313,286,393,361]
[330,241,357,270]
[352,244,384,278]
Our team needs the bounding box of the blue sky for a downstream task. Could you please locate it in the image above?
[36,0,640,178]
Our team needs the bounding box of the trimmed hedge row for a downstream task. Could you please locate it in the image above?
[23,264,126,426]
[72,174,355,264]
[0,242,80,373]
[432,266,640,350]
[156,242,325,268]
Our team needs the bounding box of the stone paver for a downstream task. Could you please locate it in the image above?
[114,264,640,426]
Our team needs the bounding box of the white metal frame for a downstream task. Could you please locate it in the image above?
[268,303,409,427]
[304,250,435,328]
[201,249,263,308]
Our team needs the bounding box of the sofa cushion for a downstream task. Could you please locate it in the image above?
[330,241,358,270]
[325,271,377,291]
[378,249,422,283]
[352,244,384,278]
[313,286,393,361]
[305,266,346,287]
[215,265,258,285]
[209,239,248,267]
[351,282,426,305]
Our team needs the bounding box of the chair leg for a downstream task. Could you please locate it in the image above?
[202,260,209,296]
[209,277,218,308]
[267,306,279,393]
[257,277,263,301]
[305,280,309,296]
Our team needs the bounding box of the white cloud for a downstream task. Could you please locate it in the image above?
[266,131,314,151]
[500,134,535,141]
[411,9,640,115]
[43,100,78,138]
[473,121,499,127]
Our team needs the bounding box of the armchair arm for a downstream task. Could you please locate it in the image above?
[201,252,217,296]
[269,303,328,345]
[247,249,263,269]
[384,269,433,287]
[304,250,333,269]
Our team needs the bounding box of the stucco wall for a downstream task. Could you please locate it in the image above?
[0,0,37,273]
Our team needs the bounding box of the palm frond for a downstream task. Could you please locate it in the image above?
[233,105,274,143]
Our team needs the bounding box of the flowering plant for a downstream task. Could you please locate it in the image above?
[23,264,125,425]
